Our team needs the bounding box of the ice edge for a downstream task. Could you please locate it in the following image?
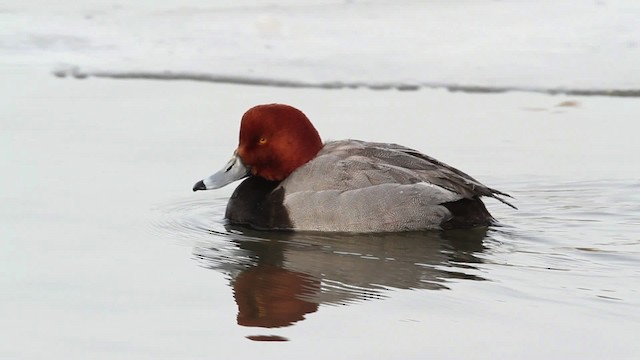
[53,66,640,98]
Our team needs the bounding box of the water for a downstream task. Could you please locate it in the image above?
[152,179,640,346]
[2,64,639,359]
[4,2,640,357]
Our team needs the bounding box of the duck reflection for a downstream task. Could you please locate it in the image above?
[194,227,488,329]
[234,262,319,328]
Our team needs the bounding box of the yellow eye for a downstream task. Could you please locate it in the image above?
[258,137,267,145]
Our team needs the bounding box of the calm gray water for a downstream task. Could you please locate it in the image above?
[2,66,639,359]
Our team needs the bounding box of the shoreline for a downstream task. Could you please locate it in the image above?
[54,67,640,98]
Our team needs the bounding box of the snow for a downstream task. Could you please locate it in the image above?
[1,0,639,93]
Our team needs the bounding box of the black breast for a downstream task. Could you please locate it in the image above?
[225,176,293,230]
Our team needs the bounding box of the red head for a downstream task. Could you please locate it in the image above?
[236,104,323,181]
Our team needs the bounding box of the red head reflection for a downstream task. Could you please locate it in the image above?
[233,264,319,328]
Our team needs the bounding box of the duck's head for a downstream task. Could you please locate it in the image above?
[193,104,323,191]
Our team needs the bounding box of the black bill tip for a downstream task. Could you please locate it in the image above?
[192,180,206,192]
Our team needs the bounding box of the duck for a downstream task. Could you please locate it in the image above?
[193,104,515,232]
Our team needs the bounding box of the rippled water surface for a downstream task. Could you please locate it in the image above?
[154,179,640,332]
[2,67,639,359]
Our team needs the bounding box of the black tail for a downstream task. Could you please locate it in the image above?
[441,196,494,230]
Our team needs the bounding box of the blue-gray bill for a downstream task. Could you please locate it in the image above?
[193,152,250,192]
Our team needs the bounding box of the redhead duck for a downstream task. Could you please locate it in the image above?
[193,104,515,232]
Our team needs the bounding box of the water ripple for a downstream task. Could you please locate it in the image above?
[151,195,493,311]
[150,196,230,243]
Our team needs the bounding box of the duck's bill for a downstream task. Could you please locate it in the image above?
[193,153,250,191]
